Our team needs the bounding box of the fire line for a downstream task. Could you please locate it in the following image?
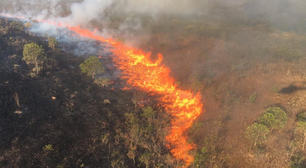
[2,14,204,167]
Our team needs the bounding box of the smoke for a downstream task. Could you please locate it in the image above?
[0,0,206,25]
[62,0,112,26]
[2,0,306,52]
[1,0,306,30]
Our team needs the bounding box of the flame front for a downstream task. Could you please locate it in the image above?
[66,25,204,167]
[69,26,204,166]
[2,14,204,166]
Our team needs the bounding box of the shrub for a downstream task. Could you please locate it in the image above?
[297,112,306,122]
[43,144,54,153]
[192,147,208,167]
[294,121,306,151]
[245,123,270,147]
[79,56,104,79]
[23,42,45,74]
[249,92,257,103]
[94,77,111,87]
[274,47,303,62]
[259,106,287,131]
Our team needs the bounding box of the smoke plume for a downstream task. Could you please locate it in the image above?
[2,0,306,34]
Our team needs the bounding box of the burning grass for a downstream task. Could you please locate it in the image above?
[65,24,204,167]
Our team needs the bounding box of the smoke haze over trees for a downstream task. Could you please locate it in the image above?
[1,0,306,33]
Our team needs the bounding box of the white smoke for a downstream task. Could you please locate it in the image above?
[2,0,306,38]
[0,0,206,24]
[62,0,113,26]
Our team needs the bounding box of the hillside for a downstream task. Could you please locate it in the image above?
[0,19,174,168]
[2,7,306,167]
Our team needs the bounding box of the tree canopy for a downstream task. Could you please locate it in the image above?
[245,123,270,147]
[79,56,104,79]
[259,107,287,131]
[9,20,24,33]
[294,121,306,151]
[23,43,45,74]
[48,37,58,51]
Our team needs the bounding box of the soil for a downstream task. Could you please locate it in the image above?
[2,14,306,168]
[0,19,137,167]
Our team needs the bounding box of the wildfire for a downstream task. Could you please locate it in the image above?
[68,26,204,167]
[2,14,204,167]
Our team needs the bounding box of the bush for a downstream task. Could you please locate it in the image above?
[245,123,270,147]
[24,22,32,28]
[9,20,25,33]
[249,92,257,103]
[274,47,303,62]
[294,121,306,151]
[192,147,208,167]
[79,56,104,79]
[94,77,111,87]
[43,144,54,153]
[296,112,306,122]
[23,42,45,74]
[48,37,58,51]
[259,107,287,131]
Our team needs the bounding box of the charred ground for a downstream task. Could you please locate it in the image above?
[0,19,174,168]
[2,6,306,168]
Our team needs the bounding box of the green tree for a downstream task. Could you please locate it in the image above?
[9,20,24,33]
[259,113,277,128]
[249,92,257,103]
[295,121,306,151]
[245,123,270,147]
[23,43,45,74]
[192,147,208,168]
[297,112,306,122]
[259,106,287,131]
[79,56,104,79]
[48,37,58,51]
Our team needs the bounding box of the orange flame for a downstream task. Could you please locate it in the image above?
[66,26,204,167]
[1,14,204,167]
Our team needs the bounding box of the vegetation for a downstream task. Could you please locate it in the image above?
[3,2,306,167]
[294,121,306,151]
[24,22,32,28]
[245,123,270,147]
[188,73,203,92]
[22,42,46,74]
[79,56,104,79]
[297,112,306,122]
[94,77,111,87]
[192,147,208,168]
[48,37,58,51]
[9,20,24,33]
[1,20,177,167]
[121,106,173,167]
[249,92,257,103]
[290,152,306,168]
[43,144,54,153]
[244,106,287,149]
[259,107,287,131]
[274,47,303,62]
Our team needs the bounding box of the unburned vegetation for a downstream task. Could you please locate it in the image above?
[104,10,306,168]
[2,2,306,168]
